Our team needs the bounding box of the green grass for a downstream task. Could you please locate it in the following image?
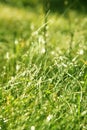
[0,3,87,130]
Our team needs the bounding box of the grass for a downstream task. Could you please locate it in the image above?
[0,2,87,130]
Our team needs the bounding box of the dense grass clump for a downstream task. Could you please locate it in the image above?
[0,3,87,130]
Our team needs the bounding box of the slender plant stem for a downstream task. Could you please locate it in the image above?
[43,0,50,53]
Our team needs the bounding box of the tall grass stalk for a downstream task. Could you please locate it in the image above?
[43,0,50,52]
[68,12,74,55]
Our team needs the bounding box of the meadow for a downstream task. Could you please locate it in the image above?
[0,2,87,130]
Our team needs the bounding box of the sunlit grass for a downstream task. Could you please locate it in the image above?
[0,2,87,130]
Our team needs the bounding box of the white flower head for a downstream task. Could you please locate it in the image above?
[31,126,35,130]
[16,64,20,71]
[41,47,46,54]
[6,52,10,60]
[46,114,53,122]
[79,49,84,55]
[15,39,19,45]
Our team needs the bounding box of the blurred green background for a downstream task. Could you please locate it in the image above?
[0,0,87,12]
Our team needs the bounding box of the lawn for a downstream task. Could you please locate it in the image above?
[0,2,87,130]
